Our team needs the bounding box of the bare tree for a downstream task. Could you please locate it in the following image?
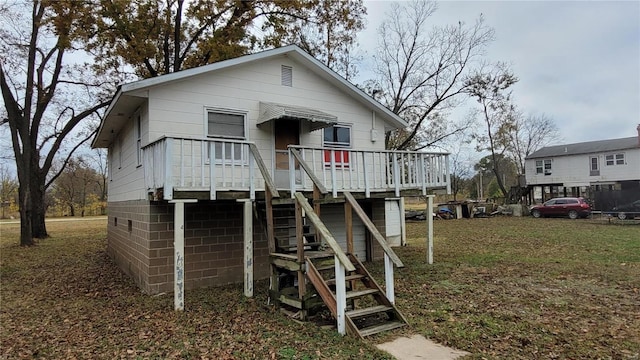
[0,165,18,219]
[507,113,560,175]
[52,157,101,217]
[466,63,519,198]
[368,0,495,150]
[1,1,111,245]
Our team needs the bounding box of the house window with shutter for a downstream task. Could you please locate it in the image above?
[281,65,292,86]
[206,109,246,162]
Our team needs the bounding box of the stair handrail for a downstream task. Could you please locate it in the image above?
[293,193,354,272]
[289,147,328,196]
[343,192,404,267]
[248,143,279,198]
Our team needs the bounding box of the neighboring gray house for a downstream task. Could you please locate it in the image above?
[92,45,450,337]
[525,125,640,206]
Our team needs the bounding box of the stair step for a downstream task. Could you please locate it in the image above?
[346,305,393,318]
[279,242,323,250]
[326,274,365,285]
[345,288,378,299]
[359,321,406,337]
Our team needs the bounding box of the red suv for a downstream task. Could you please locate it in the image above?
[530,197,591,219]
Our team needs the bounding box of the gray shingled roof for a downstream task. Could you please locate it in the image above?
[526,136,639,159]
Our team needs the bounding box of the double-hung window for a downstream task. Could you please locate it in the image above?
[323,125,351,167]
[206,109,246,162]
[606,153,626,166]
[536,159,552,175]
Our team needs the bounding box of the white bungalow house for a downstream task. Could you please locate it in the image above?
[525,125,640,210]
[92,45,450,337]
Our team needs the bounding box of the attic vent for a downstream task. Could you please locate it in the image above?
[281,65,292,87]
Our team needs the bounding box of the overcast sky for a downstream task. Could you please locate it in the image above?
[355,0,640,145]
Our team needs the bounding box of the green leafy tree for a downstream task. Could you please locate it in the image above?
[1,1,111,245]
[88,0,366,79]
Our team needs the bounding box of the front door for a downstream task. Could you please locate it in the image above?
[274,119,300,188]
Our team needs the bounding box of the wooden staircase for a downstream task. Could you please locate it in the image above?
[306,253,407,338]
[261,183,408,337]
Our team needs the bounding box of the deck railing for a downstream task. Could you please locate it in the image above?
[288,145,450,197]
[142,137,450,200]
[142,137,277,200]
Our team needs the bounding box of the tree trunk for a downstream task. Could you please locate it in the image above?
[30,176,48,239]
[18,184,34,246]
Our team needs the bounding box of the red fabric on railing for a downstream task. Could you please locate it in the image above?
[323,149,350,167]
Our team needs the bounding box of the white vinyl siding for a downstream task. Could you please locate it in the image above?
[135,114,142,166]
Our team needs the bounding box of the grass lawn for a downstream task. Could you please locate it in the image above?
[1,217,639,359]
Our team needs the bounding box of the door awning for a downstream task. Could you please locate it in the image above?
[257,102,338,131]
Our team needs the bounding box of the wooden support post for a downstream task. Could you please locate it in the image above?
[170,199,197,310]
[335,255,347,335]
[295,200,306,304]
[265,187,275,253]
[345,201,353,254]
[426,194,435,264]
[239,199,254,297]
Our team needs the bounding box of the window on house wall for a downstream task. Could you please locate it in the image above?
[590,156,599,176]
[323,124,351,166]
[615,153,625,165]
[206,109,246,161]
[543,159,552,175]
[135,114,142,166]
[536,160,543,174]
[281,65,292,86]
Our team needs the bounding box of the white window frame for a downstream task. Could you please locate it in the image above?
[323,124,352,148]
[544,160,552,174]
[204,107,248,163]
[615,153,625,165]
[322,124,352,167]
[589,156,599,176]
[535,160,543,174]
[605,154,614,166]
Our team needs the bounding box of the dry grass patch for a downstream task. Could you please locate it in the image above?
[367,217,640,359]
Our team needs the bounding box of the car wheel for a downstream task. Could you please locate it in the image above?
[531,209,541,218]
[568,210,578,219]
[618,212,627,220]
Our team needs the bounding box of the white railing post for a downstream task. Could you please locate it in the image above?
[384,253,395,304]
[392,153,400,197]
[289,148,296,198]
[209,142,216,200]
[330,149,338,198]
[164,139,174,200]
[362,152,370,198]
[334,255,347,335]
[445,154,452,194]
[248,146,255,200]
[426,194,435,264]
[420,153,427,195]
